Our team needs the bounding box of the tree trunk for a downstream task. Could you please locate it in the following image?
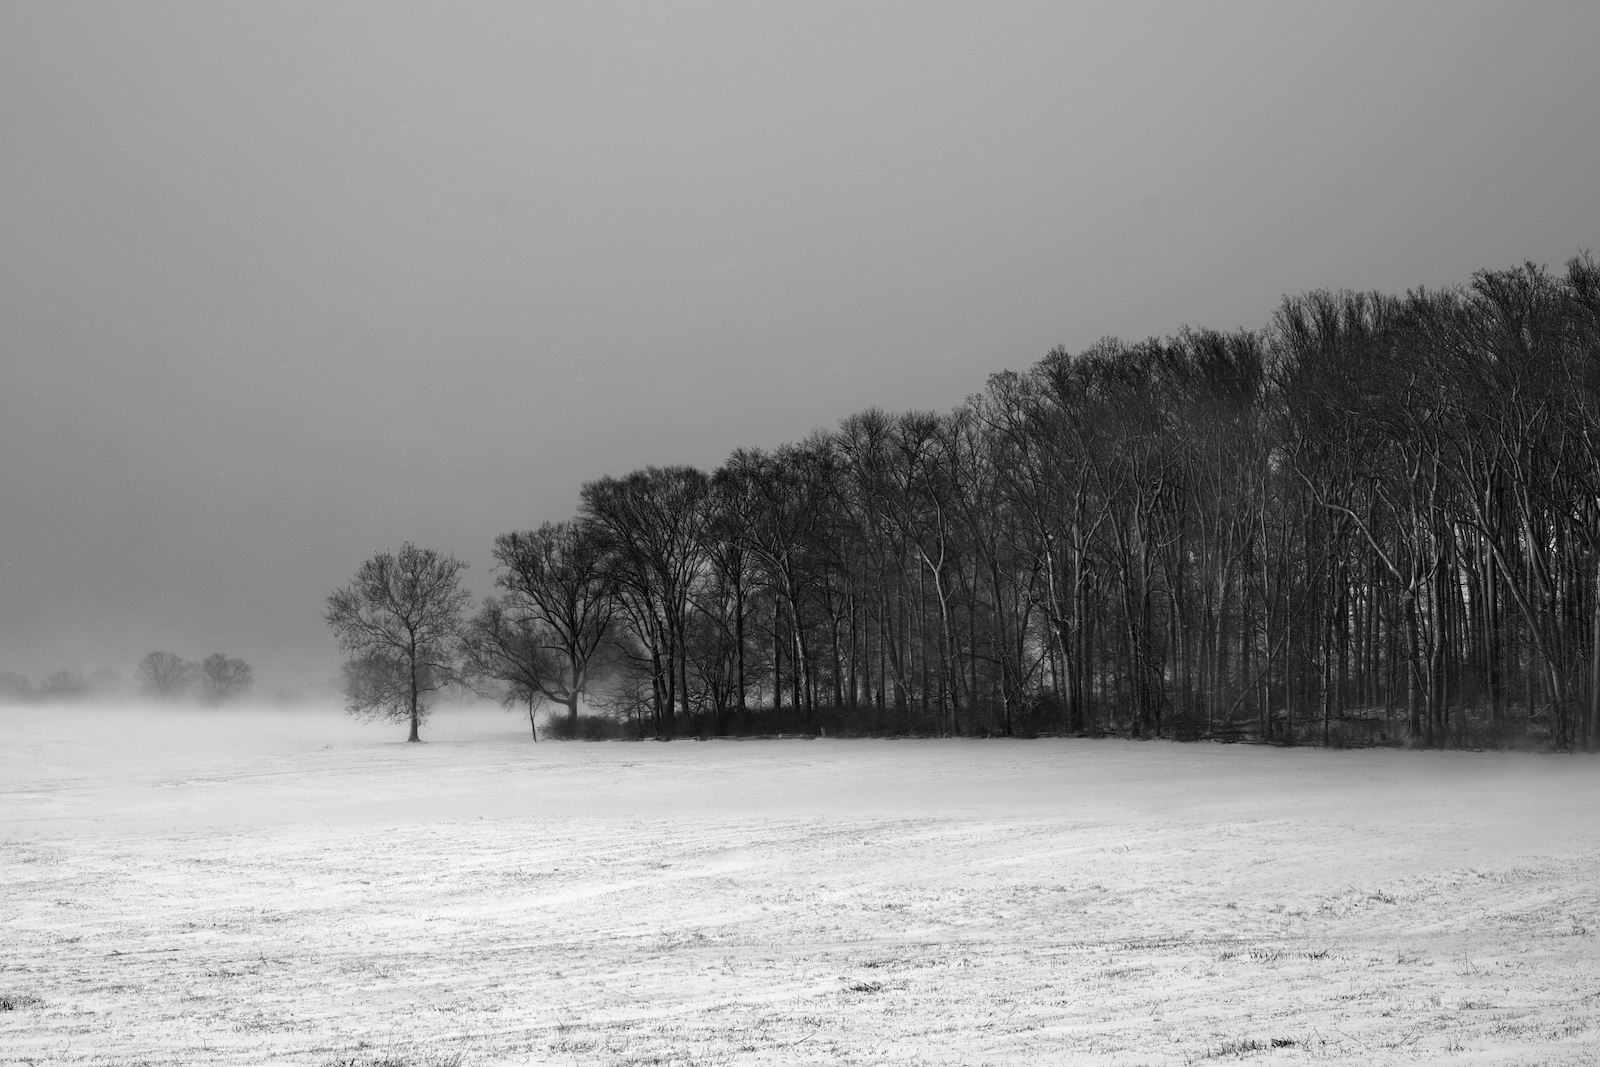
[679,640,692,739]
[1590,568,1599,751]
[772,596,783,719]
[408,653,421,743]
[735,580,747,715]
[1407,596,1424,746]
[661,630,677,741]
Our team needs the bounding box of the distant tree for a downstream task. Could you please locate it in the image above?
[88,668,121,697]
[197,653,253,705]
[324,542,471,742]
[0,671,34,703]
[39,668,88,701]
[136,651,195,700]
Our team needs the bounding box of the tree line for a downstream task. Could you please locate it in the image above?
[0,651,253,705]
[328,256,1600,749]
[0,666,121,704]
[135,651,254,704]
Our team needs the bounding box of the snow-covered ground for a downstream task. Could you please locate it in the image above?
[3,706,1598,1066]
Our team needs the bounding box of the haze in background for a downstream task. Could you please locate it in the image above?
[2,2,1596,690]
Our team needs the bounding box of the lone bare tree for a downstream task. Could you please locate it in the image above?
[324,543,471,742]
[136,651,195,700]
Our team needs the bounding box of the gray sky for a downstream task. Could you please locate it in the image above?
[2,2,1596,690]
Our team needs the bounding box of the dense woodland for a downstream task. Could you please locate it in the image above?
[464,258,1600,749]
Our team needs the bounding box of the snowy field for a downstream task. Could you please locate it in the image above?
[3,706,1599,1066]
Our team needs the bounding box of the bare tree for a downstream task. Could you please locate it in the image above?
[488,521,617,731]
[324,543,471,742]
[460,596,553,737]
[197,653,253,705]
[39,668,88,702]
[88,667,121,697]
[0,671,33,703]
[136,651,195,700]
[718,443,837,726]
[580,467,711,739]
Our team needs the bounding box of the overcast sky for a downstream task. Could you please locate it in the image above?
[2,2,1596,690]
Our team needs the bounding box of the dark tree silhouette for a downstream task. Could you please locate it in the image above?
[485,521,616,731]
[467,254,1600,751]
[580,467,710,740]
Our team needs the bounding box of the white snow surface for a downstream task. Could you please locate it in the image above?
[3,705,1599,1065]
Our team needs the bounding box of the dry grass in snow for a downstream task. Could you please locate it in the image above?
[3,705,1599,1065]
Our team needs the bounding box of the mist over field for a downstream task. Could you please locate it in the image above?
[9,701,1597,832]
